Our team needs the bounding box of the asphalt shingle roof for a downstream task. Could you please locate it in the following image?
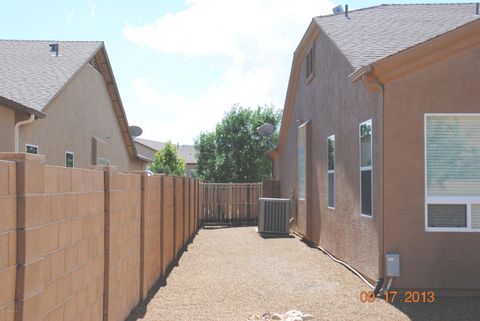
[135,138,197,164]
[135,137,197,164]
[314,3,480,70]
[0,40,102,113]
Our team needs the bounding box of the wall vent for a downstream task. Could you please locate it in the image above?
[89,56,102,73]
[258,198,290,234]
[49,43,59,57]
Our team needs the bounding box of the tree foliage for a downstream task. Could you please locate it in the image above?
[194,105,282,183]
[149,141,186,176]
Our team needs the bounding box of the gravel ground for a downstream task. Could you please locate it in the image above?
[127,227,480,321]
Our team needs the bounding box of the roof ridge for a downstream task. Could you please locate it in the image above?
[0,39,103,43]
[315,4,388,19]
[315,2,478,19]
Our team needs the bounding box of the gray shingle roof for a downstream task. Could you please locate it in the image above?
[135,138,197,164]
[0,40,102,113]
[177,145,197,164]
[135,138,166,151]
[314,3,480,70]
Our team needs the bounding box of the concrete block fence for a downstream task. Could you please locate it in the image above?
[0,153,201,321]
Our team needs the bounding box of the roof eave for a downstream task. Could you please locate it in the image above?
[0,96,46,118]
[350,18,480,85]
[348,65,373,82]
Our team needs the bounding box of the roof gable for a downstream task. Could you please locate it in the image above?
[0,39,140,162]
[314,3,480,70]
[0,40,102,114]
[135,138,197,164]
[270,3,480,159]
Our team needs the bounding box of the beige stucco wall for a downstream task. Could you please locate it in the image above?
[383,45,480,292]
[18,63,143,171]
[276,32,381,280]
[0,105,15,151]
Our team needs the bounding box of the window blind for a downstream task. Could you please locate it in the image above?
[426,115,480,197]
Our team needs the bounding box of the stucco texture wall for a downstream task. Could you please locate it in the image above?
[0,106,15,152]
[277,32,382,280]
[383,45,480,291]
[19,63,143,171]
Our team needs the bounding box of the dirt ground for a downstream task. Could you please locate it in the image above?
[127,227,480,321]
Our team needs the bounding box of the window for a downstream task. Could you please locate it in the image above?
[298,145,306,199]
[360,119,372,216]
[327,135,335,208]
[425,114,480,231]
[65,152,74,168]
[25,144,38,154]
[305,45,314,80]
[97,158,109,166]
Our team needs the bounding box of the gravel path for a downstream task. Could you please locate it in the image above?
[127,227,480,321]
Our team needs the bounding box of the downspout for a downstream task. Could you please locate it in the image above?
[14,114,35,152]
[350,65,386,295]
[364,74,385,296]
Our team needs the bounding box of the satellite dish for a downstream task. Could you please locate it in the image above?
[256,123,275,137]
[332,5,344,14]
[129,125,143,137]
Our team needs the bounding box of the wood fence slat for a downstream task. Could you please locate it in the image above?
[199,182,262,225]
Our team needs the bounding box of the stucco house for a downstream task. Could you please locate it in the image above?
[0,40,147,171]
[134,138,198,176]
[269,4,480,295]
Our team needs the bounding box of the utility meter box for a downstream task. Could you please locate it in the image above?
[385,253,400,277]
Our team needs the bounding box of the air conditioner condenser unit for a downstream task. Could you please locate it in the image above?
[258,198,290,235]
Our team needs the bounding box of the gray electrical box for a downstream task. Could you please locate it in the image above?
[385,253,400,277]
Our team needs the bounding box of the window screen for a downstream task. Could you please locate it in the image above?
[305,45,314,79]
[360,120,372,216]
[425,115,480,230]
[327,135,335,208]
[26,145,38,154]
[427,204,467,228]
[65,152,74,168]
[472,204,480,229]
[426,115,480,197]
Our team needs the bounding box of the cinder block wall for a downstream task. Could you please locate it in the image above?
[0,160,16,321]
[105,172,142,321]
[0,153,200,321]
[41,166,105,321]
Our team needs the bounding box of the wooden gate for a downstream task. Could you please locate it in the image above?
[200,183,262,224]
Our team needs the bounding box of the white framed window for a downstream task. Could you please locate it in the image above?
[65,152,74,168]
[327,135,335,209]
[360,119,372,216]
[425,114,480,232]
[305,44,315,81]
[25,144,38,154]
[97,158,109,166]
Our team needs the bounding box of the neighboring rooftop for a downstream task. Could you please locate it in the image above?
[0,40,102,113]
[314,3,480,70]
[135,138,197,164]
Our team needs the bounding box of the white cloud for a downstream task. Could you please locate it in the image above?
[123,0,335,143]
[65,9,75,21]
[89,2,96,17]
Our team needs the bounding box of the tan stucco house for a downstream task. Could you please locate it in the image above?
[134,138,197,176]
[0,40,147,171]
[269,4,480,295]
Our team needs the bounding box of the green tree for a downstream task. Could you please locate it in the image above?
[194,104,281,183]
[149,141,186,176]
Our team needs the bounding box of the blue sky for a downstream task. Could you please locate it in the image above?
[0,0,474,143]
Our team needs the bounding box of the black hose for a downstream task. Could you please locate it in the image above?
[373,278,384,296]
